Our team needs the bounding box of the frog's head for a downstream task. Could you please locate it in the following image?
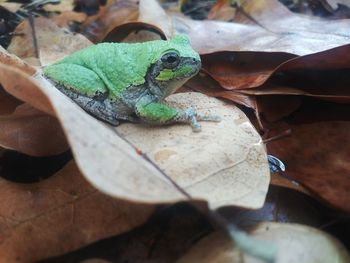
[147,34,201,98]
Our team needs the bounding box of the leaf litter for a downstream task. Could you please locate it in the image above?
[0,0,349,261]
[130,0,350,213]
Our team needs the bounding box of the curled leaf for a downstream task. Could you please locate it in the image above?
[0,161,154,262]
[177,222,350,263]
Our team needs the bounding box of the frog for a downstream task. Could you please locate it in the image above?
[43,34,220,132]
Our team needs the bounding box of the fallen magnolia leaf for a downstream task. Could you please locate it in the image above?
[0,161,154,263]
[176,222,350,263]
[116,92,270,209]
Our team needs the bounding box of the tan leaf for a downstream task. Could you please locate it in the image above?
[176,222,350,263]
[0,62,54,116]
[0,161,154,262]
[116,92,269,209]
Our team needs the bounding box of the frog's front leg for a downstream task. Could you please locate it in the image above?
[135,97,220,132]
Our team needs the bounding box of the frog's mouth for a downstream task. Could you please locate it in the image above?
[178,57,201,78]
[149,57,201,82]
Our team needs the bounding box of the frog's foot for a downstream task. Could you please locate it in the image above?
[176,107,221,132]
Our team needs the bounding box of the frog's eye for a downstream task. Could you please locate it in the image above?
[161,52,180,69]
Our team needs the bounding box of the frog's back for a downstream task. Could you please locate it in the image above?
[55,42,154,96]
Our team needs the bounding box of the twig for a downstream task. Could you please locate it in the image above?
[28,13,39,60]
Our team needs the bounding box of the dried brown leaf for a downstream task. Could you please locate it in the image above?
[185,75,257,109]
[267,120,350,212]
[0,103,68,156]
[165,0,350,55]
[51,11,88,28]
[0,88,22,115]
[0,63,53,116]
[7,17,92,66]
[82,0,139,42]
[0,161,154,262]
[201,52,295,90]
[177,222,350,263]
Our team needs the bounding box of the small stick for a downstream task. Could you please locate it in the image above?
[28,13,39,60]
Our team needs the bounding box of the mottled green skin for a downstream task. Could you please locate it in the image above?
[44,35,219,131]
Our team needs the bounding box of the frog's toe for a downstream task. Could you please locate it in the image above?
[191,122,202,132]
[197,113,222,122]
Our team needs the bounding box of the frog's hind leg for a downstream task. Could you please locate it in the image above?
[44,63,124,126]
[59,87,122,126]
